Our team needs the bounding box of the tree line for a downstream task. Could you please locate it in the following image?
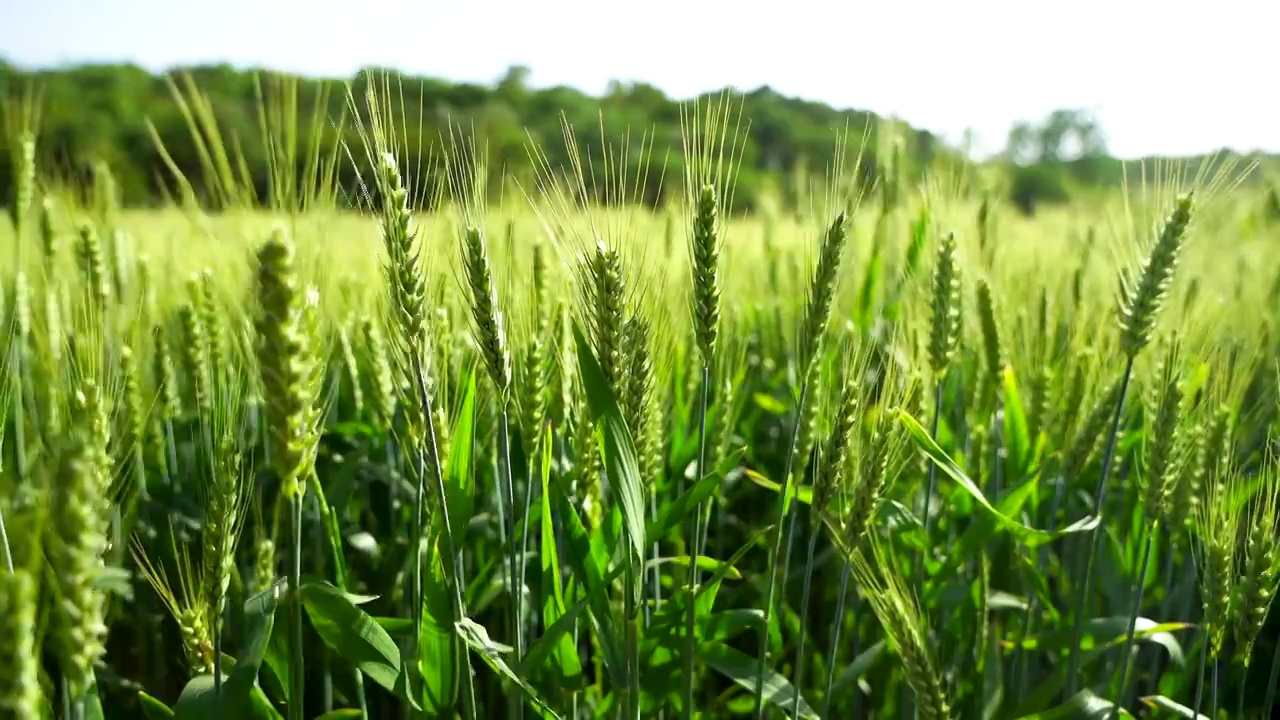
[0,60,1273,215]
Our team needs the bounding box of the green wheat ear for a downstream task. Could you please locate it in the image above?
[585,241,626,398]
[1232,451,1280,667]
[928,230,961,374]
[798,211,849,372]
[518,240,551,456]
[0,568,41,718]
[462,225,512,401]
[623,314,658,483]
[39,195,59,269]
[12,272,31,344]
[1194,411,1241,661]
[1141,335,1186,513]
[75,222,111,309]
[851,535,952,720]
[131,534,213,674]
[8,130,35,236]
[1119,192,1194,359]
[691,183,721,363]
[115,344,146,507]
[377,152,427,342]
[47,385,112,704]
[253,229,312,499]
[362,316,397,427]
[813,369,860,515]
[976,279,1002,382]
[1062,376,1125,482]
[179,302,212,418]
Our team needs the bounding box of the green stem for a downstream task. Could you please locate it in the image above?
[520,461,536,624]
[684,365,711,720]
[197,415,223,711]
[917,380,944,593]
[497,408,524,720]
[289,494,305,720]
[1262,626,1280,717]
[752,377,813,720]
[498,410,522,653]
[411,362,477,720]
[790,528,821,720]
[0,501,11,574]
[649,490,662,620]
[1145,531,1175,695]
[3,341,25,573]
[1109,519,1156,718]
[1211,654,1220,720]
[1065,357,1134,694]
[820,562,851,719]
[1193,639,1208,717]
[165,418,179,487]
[214,609,223,715]
[1237,662,1246,720]
[309,472,369,718]
[625,562,641,720]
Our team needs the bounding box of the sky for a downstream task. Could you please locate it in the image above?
[2,0,1276,159]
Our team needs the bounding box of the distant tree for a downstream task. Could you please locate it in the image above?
[1008,163,1069,215]
[1002,108,1112,213]
[0,60,954,212]
[1265,183,1280,222]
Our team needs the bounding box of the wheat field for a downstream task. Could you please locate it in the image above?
[1,80,1279,720]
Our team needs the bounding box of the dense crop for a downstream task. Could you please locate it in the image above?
[2,77,1280,720]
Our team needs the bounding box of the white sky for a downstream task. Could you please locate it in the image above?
[2,0,1276,158]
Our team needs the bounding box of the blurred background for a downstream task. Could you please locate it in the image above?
[2,0,1278,215]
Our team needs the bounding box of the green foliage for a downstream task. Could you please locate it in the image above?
[2,71,1280,720]
[1008,163,1071,215]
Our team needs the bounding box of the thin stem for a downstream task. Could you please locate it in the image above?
[776,453,810,666]
[790,528,821,720]
[309,472,369,718]
[520,462,536,622]
[625,563,641,720]
[12,341,28,496]
[917,380,944,592]
[197,417,223,710]
[1065,358,1135,694]
[1237,663,1246,720]
[684,365,711,720]
[821,562,852,719]
[1262,626,1280,717]
[1210,655,1220,720]
[316,485,333,715]
[3,342,25,573]
[322,652,334,714]
[650,489,662,619]
[1146,531,1174,689]
[411,362,477,720]
[972,398,1002,714]
[289,494,305,720]
[1193,641,1208,717]
[0,503,11,574]
[498,409,524,720]
[498,410,521,644]
[165,418,179,487]
[1109,520,1156,718]
[752,378,813,720]
[213,610,223,714]
[408,417,429,720]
